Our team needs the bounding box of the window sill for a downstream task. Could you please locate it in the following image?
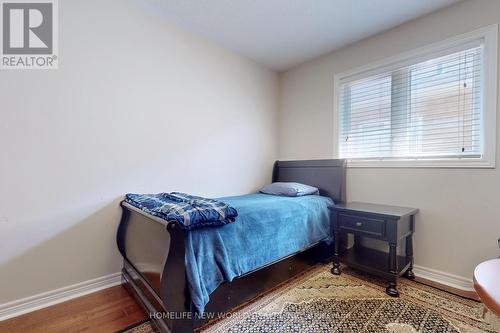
[344,158,496,169]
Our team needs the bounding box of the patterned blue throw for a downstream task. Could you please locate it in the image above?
[124,192,238,230]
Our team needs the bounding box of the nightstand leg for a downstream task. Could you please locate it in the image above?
[331,230,341,275]
[403,235,415,279]
[386,281,399,297]
[403,217,415,280]
[387,243,399,297]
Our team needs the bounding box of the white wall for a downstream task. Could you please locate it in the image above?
[279,0,500,282]
[0,0,278,304]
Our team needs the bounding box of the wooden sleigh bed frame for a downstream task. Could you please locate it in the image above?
[116,159,346,333]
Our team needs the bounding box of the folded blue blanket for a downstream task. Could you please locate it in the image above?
[124,192,238,230]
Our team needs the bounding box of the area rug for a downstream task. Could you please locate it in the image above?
[121,265,498,333]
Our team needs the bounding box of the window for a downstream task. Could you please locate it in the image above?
[334,26,497,168]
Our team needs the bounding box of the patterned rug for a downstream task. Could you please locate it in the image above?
[121,265,498,333]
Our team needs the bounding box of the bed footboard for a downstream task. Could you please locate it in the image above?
[117,202,193,333]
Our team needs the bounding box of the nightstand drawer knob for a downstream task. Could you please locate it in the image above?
[355,222,363,227]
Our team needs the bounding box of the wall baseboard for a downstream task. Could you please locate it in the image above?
[413,265,474,291]
[0,272,122,321]
[413,265,479,300]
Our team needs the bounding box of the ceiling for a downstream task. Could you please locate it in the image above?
[142,0,462,71]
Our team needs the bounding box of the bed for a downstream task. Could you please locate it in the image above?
[116,159,346,333]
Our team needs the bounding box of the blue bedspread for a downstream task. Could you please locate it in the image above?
[185,193,334,313]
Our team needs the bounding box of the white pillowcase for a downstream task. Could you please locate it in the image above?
[259,182,320,197]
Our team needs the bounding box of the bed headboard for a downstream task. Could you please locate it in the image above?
[272,159,346,204]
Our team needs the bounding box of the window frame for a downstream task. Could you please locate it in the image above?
[333,25,498,168]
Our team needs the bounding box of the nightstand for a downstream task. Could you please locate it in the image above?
[330,202,418,297]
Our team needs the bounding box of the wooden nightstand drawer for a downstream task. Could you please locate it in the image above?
[338,213,386,237]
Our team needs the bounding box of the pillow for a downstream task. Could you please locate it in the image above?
[259,182,320,197]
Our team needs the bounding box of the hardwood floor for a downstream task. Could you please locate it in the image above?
[0,285,147,333]
[0,275,479,333]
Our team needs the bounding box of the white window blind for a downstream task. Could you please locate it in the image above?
[338,42,484,161]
